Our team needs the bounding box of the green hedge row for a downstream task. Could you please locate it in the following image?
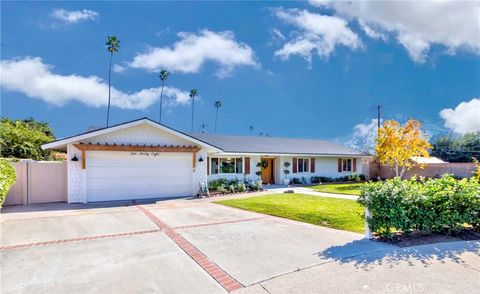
[0,159,16,208]
[358,175,480,238]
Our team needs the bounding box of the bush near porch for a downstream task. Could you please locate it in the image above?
[359,175,480,238]
[208,178,261,194]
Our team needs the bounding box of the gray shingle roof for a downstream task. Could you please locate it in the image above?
[190,133,368,156]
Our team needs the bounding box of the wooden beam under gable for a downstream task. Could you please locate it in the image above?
[74,143,201,171]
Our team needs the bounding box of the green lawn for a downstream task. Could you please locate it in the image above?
[216,194,364,233]
[311,183,364,196]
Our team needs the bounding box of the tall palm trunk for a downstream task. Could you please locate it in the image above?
[214,107,219,133]
[191,97,195,132]
[106,52,113,127]
[159,79,165,123]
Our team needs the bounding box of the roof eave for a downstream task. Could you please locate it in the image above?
[208,151,371,157]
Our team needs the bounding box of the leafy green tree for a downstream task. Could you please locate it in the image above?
[189,89,198,132]
[0,118,55,160]
[158,69,169,124]
[214,100,222,133]
[106,35,120,127]
[0,159,16,208]
[431,133,480,162]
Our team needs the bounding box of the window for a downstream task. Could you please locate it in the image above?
[342,159,352,172]
[211,158,219,174]
[211,157,243,174]
[298,158,310,173]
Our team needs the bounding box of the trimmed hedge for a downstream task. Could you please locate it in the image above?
[0,159,16,208]
[358,175,480,238]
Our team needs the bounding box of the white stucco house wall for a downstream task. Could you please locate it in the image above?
[42,118,370,203]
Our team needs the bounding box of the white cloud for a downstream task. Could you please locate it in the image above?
[273,8,361,63]
[51,9,98,24]
[129,29,259,78]
[112,64,127,73]
[0,57,190,110]
[270,28,286,41]
[310,0,480,63]
[439,98,480,134]
[349,119,378,154]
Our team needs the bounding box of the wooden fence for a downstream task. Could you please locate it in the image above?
[367,162,477,179]
[4,161,67,206]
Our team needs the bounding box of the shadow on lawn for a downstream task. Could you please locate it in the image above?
[318,238,480,271]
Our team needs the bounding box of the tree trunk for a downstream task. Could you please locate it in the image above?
[106,52,113,127]
[214,107,218,133]
[191,97,195,132]
[159,80,165,123]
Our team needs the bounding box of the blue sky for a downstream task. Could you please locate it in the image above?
[1,1,479,145]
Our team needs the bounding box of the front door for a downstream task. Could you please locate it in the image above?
[261,158,274,184]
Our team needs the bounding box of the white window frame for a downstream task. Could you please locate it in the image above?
[297,158,310,173]
[210,157,244,175]
[341,158,352,172]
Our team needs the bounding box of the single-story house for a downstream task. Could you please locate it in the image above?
[42,118,369,203]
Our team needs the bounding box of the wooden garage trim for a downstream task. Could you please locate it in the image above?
[74,143,200,170]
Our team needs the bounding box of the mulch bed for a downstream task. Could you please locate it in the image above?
[374,228,480,247]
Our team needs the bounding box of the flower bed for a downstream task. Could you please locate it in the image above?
[358,175,480,239]
[207,178,262,196]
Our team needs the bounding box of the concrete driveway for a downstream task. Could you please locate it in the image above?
[1,197,479,293]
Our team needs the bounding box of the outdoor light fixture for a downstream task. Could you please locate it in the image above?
[71,154,79,161]
[198,156,204,162]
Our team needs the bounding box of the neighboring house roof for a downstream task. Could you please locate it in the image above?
[41,117,222,151]
[191,133,368,157]
[410,156,447,164]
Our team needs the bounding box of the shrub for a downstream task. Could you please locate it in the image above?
[217,184,226,193]
[228,184,236,193]
[208,178,228,190]
[310,176,333,183]
[0,159,16,208]
[237,182,246,193]
[348,174,361,182]
[291,177,302,184]
[250,182,261,191]
[358,175,480,238]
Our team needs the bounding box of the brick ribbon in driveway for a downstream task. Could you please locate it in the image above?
[136,205,244,292]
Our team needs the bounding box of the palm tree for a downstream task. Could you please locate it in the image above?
[214,100,222,133]
[105,35,120,127]
[158,69,169,123]
[189,89,198,132]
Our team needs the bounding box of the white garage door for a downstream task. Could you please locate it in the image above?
[86,151,192,202]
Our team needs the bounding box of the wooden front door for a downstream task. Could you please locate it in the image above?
[261,158,274,184]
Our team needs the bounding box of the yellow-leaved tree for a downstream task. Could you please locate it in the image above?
[375,119,431,178]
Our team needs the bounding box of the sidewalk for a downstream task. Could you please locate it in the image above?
[236,240,480,293]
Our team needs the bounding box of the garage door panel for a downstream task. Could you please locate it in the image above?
[87,166,191,179]
[86,151,193,202]
[87,176,190,188]
[87,187,191,199]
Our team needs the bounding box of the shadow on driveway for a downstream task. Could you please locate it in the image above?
[1,196,193,214]
[318,238,480,270]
